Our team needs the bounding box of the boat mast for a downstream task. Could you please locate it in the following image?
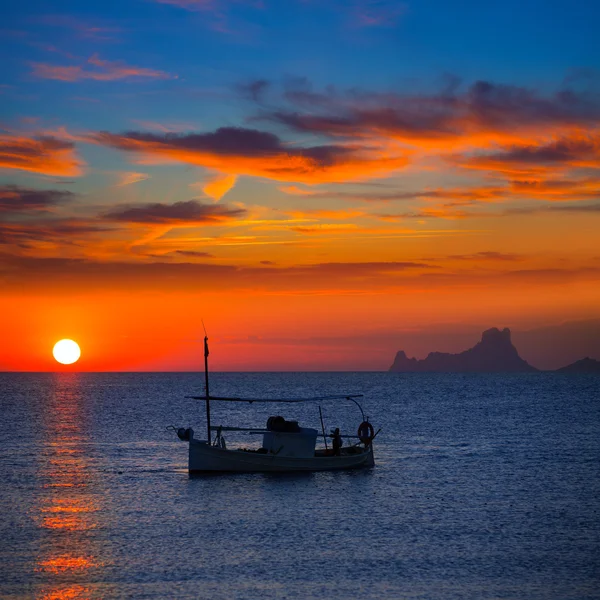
[204,333,211,443]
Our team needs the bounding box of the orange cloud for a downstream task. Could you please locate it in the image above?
[258,79,600,152]
[0,134,84,176]
[278,185,319,196]
[284,209,366,220]
[114,172,150,187]
[91,126,410,184]
[4,253,600,298]
[202,173,237,201]
[289,223,360,234]
[509,178,600,201]
[30,54,173,82]
[452,131,600,177]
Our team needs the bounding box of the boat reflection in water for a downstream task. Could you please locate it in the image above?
[33,373,106,600]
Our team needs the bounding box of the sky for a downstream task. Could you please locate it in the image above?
[1,0,600,371]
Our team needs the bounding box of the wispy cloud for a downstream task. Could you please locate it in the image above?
[5,252,599,296]
[152,0,264,33]
[31,54,173,82]
[451,132,600,177]
[0,219,113,249]
[0,134,84,176]
[351,0,408,27]
[0,185,75,215]
[448,251,525,262]
[34,15,124,41]
[102,199,246,225]
[114,172,151,187]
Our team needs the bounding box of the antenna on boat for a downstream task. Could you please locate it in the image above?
[202,320,211,444]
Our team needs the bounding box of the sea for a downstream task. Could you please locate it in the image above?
[0,372,599,600]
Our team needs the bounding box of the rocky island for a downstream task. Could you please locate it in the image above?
[554,357,600,373]
[389,327,538,373]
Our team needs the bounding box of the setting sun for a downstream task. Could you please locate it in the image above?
[53,340,81,365]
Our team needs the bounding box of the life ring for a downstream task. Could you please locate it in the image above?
[357,421,375,445]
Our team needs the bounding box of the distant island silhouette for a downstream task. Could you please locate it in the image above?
[389,327,600,373]
[554,357,600,373]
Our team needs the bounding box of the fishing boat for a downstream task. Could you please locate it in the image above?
[173,336,379,473]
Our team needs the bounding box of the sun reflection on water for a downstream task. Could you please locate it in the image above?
[33,373,108,598]
[38,584,92,600]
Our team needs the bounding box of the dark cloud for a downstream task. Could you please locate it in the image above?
[238,79,270,102]
[0,185,75,214]
[251,78,600,144]
[456,133,600,172]
[90,126,409,184]
[0,219,113,248]
[172,250,214,258]
[94,127,353,165]
[102,199,246,224]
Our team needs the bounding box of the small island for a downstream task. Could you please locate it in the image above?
[554,357,600,373]
[389,327,599,373]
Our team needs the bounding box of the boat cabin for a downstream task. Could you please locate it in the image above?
[262,416,318,458]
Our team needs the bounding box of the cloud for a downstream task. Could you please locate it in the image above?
[150,249,215,259]
[256,79,600,149]
[284,208,366,220]
[278,185,319,196]
[452,132,600,176]
[30,54,173,82]
[508,177,600,201]
[0,134,84,176]
[506,202,600,215]
[172,250,214,257]
[0,185,75,214]
[102,199,246,224]
[90,126,409,184]
[152,0,263,33]
[279,184,508,204]
[153,0,263,12]
[448,251,524,262]
[3,251,600,295]
[0,219,113,248]
[33,15,123,41]
[0,255,434,292]
[114,172,150,187]
[202,173,237,200]
[351,0,408,27]
[376,199,600,221]
[289,224,360,234]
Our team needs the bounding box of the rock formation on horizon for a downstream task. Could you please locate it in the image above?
[389,327,538,373]
[554,357,600,373]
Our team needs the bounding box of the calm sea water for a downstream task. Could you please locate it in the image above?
[0,372,599,599]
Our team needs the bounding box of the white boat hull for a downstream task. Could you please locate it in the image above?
[188,439,375,473]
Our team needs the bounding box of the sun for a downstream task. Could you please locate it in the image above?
[53,339,81,365]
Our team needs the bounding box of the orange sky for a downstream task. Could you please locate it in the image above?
[2,3,600,371]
